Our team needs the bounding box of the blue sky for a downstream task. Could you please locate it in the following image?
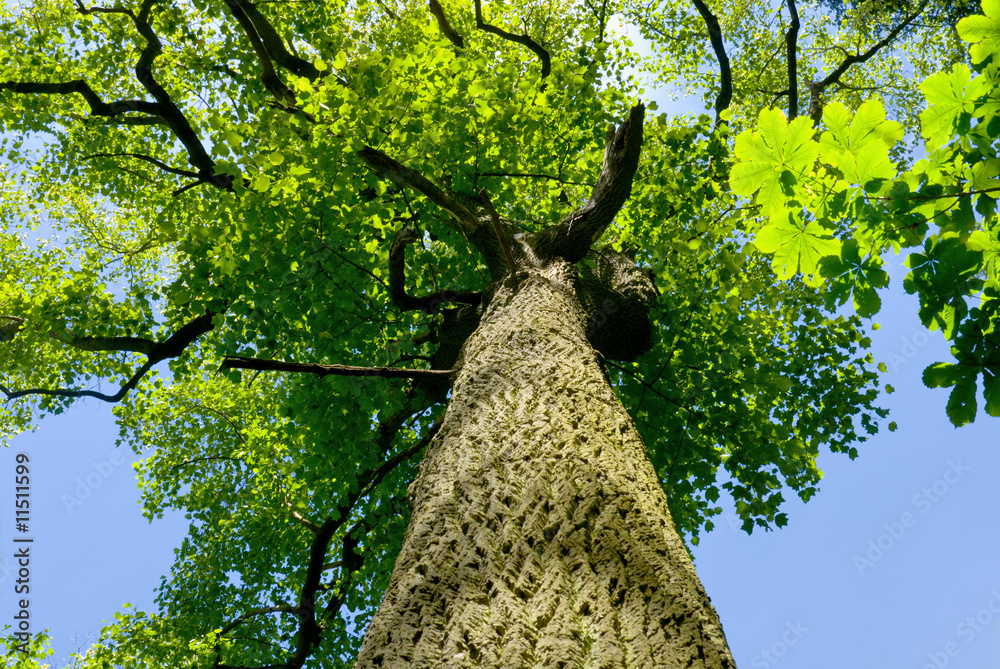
[693,271,1000,669]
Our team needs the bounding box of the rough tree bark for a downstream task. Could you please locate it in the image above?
[353,105,735,668]
[354,248,734,668]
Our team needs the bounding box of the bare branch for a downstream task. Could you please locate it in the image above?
[1,311,218,403]
[83,152,200,180]
[220,355,454,380]
[690,0,732,122]
[359,417,441,497]
[785,0,800,119]
[59,0,232,190]
[429,0,465,47]
[225,0,322,80]
[222,0,296,104]
[388,225,482,313]
[808,0,930,124]
[172,180,213,197]
[0,80,159,117]
[0,316,24,342]
[356,147,480,234]
[0,360,154,403]
[124,0,228,188]
[474,0,550,79]
[48,332,157,355]
[527,104,645,263]
[219,605,298,637]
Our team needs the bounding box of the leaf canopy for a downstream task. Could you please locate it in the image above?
[0,0,988,665]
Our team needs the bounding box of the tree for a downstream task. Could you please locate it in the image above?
[0,0,993,666]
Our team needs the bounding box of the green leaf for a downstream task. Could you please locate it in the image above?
[923,362,968,388]
[957,0,1000,63]
[968,227,1000,280]
[251,173,271,192]
[947,378,978,426]
[819,100,903,167]
[755,211,841,283]
[983,368,1000,416]
[731,108,818,214]
[920,64,983,148]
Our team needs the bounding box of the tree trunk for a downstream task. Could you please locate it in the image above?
[354,255,736,667]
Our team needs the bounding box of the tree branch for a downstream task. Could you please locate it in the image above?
[0,311,218,403]
[213,390,450,669]
[527,104,645,263]
[83,152,200,180]
[0,316,24,342]
[0,80,160,117]
[361,417,441,501]
[220,356,454,380]
[47,332,157,355]
[0,361,154,403]
[473,0,550,79]
[785,0,800,119]
[478,188,516,276]
[479,171,592,187]
[690,0,732,122]
[119,0,228,188]
[222,0,296,104]
[63,0,231,190]
[285,498,322,532]
[356,147,480,234]
[808,0,930,124]
[429,0,465,47]
[218,605,298,637]
[225,0,322,79]
[388,225,482,312]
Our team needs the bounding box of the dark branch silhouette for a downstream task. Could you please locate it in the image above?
[388,225,482,312]
[690,0,732,122]
[528,104,645,263]
[807,0,929,124]
[0,316,24,342]
[83,152,200,180]
[1,312,218,403]
[357,147,480,233]
[429,0,465,47]
[785,0,800,119]
[474,0,550,79]
[225,0,322,79]
[213,415,441,669]
[0,80,159,118]
[223,0,297,104]
[0,0,232,191]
